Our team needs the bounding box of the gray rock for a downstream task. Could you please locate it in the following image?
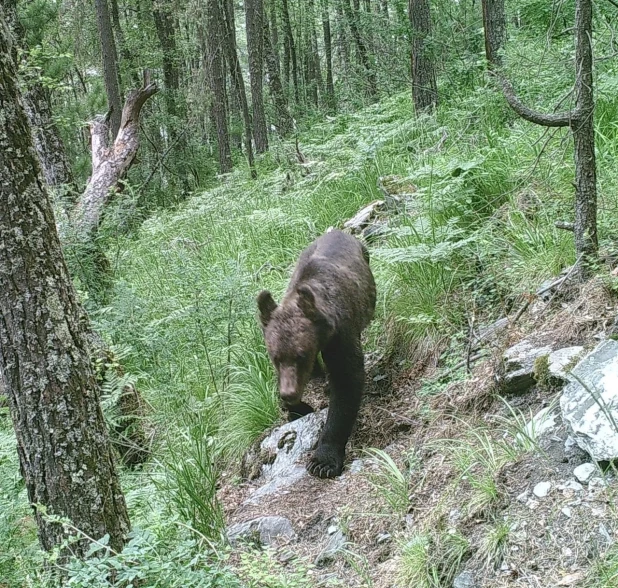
[474,317,509,347]
[453,570,477,588]
[243,410,327,505]
[518,407,557,441]
[502,340,553,394]
[548,347,584,381]
[560,340,618,460]
[315,529,347,565]
[228,516,296,546]
[573,463,596,483]
[533,481,552,498]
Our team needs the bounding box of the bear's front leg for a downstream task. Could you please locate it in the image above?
[308,339,364,479]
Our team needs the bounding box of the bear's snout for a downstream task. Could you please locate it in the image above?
[278,366,303,404]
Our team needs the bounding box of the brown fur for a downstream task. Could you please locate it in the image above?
[257,230,376,478]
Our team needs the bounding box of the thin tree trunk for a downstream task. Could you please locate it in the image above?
[0,17,130,558]
[205,0,233,173]
[321,0,336,111]
[408,0,438,111]
[152,0,181,119]
[94,0,123,139]
[282,0,299,103]
[572,0,597,275]
[263,13,293,135]
[495,0,597,280]
[342,0,378,100]
[222,0,256,177]
[246,0,269,153]
[482,0,506,67]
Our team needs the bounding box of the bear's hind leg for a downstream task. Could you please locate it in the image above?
[308,338,364,479]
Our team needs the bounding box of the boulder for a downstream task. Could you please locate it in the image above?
[548,347,584,381]
[243,410,327,505]
[502,340,552,394]
[227,516,296,546]
[560,340,618,461]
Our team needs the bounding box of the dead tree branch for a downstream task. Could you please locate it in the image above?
[73,72,158,239]
[496,73,579,127]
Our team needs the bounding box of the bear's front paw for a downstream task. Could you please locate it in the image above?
[307,445,344,479]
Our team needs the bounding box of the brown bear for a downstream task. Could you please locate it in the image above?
[257,229,376,479]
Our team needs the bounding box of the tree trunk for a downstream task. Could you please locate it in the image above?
[321,0,336,111]
[0,16,130,558]
[496,0,598,280]
[205,0,233,174]
[73,74,158,239]
[94,0,123,139]
[282,0,299,103]
[4,0,75,195]
[572,0,597,276]
[152,0,181,119]
[245,0,269,153]
[342,0,378,100]
[269,0,280,72]
[221,0,256,177]
[482,0,506,67]
[23,82,76,194]
[408,0,438,112]
[263,13,293,136]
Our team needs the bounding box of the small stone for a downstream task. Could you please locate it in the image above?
[589,477,607,489]
[349,459,364,474]
[533,481,552,498]
[561,507,572,518]
[562,480,584,492]
[315,529,347,565]
[565,436,577,450]
[573,463,596,483]
[453,570,476,588]
[376,533,391,544]
[516,490,529,503]
[327,525,338,535]
[227,516,296,546]
[526,498,540,510]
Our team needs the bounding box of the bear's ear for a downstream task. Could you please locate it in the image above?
[297,285,326,323]
[257,290,277,328]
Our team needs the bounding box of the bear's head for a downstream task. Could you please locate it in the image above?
[257,285,332,406]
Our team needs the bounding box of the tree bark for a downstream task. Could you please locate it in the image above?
[572,0,597,274]
[73,74,158,239]
[205,0,233,173]
[282,0,299,103]
[263,13,293,136]
[221,0,256,177]
[409,0,438,112]
[342,0,378,100]
[0,15,130,558]
[482,0,506,67]
[245,0,269,153]
[321,0,336,111]
[24,83,76,193]
[94,0,123,139]
[152,0,181,119]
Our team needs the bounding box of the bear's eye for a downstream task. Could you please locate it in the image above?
[297,353,307,363]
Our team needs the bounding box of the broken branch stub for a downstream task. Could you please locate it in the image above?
[73,78,158,239]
